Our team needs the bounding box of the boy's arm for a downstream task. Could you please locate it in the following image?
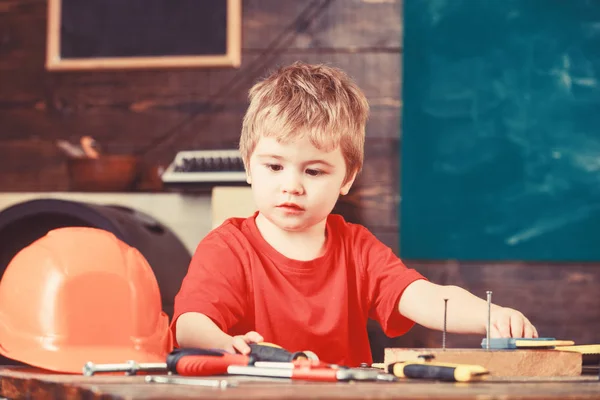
[172,230,263,354]
[176,312,263,355]
[398,280,538,338]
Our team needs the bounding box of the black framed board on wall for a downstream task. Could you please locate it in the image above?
[46,0,241,71]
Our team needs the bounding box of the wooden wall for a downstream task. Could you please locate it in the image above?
[1,0,598,362]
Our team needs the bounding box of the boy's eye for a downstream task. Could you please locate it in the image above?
[266,164,282,171]
[305,168,323,176]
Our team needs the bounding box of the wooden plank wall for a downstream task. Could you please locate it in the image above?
[1,0,598,362]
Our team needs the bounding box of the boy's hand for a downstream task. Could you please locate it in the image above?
[490,307,538,338]
[224,331,264,355]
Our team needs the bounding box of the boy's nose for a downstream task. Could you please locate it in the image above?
[281,174,304,195]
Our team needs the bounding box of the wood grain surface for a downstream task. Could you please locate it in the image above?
[384,348,582,377]
[0,367,599,400]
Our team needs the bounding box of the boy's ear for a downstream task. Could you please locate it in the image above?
[340,170,358,195]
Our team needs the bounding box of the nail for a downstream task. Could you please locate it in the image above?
[486,291,492,350]
[443,298,448,350]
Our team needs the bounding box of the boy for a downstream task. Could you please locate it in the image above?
[172,62,538,366]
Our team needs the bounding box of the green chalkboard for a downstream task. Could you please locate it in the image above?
[400,0,600,261]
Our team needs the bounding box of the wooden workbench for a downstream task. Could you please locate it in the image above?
[0,367,599,400]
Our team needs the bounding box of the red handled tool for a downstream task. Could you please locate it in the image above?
[167,348,252,376]
[85,343,319,377]
[227,359,395,382]
[84,348,252,376]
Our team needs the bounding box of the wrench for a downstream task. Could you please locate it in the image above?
[83,360,166,376]
[145,375,236,388]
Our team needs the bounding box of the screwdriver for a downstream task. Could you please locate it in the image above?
[170,343,317,375]
[83,348,251,376]
[227,360,385,382]
[388,361,489,382]
[249,343,318,363]
[167,348,252,376]
[85,344,314,376]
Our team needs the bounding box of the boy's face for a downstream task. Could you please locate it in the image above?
[246,135,355,233]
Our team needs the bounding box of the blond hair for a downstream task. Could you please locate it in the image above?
[240,62,369,182]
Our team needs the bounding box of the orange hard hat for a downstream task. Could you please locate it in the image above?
[0,227,173,373]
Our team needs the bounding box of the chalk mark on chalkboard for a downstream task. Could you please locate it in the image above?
[505,203,600,246]
[426,0,450,26]
[550,53,599,93]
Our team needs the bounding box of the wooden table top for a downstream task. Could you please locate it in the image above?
[0,367,599,400]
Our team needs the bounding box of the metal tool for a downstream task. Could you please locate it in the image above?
[84,344,316,377]
[258,361,398,382]
[486,291,492,350]
[228,359,393,382]
[144,375,236,388]
[83,360,167,376]
[481,338,575,349]
[84,348,250,376]
[443,298,448,350]
[355,363,400,382]
[227,365,385,382]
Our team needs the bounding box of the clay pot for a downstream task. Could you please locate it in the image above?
[67,155,140,192]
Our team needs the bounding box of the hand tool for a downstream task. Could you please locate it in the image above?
[84,348,251,376]
[249,342,319,362]
[481,338,575,349]
[486,291,492,350]
[227,363,388,382]
[144,375,237,388]
[229,358,396,382]
[354,363,400,382]
[167,348,252,375]
[388,360,489,382]
[443,298,448,350]
[555,344,600,353]
[84,344,317,377]
[83,360,167,376]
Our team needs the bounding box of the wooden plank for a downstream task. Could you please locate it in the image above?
[0,2,47,71]
[139,51,401,158]
[243,0,403,50]
[384,348,582,377]
[333,138,399,230]
[0,139,68,191]
[1,52,401,149]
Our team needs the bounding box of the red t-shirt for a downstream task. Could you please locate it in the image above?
[172,213,425,366]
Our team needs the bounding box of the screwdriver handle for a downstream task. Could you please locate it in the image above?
[249,343,296,362]
[249,342,318,363]
[175,353,249,376]
[167,348,250,376]
[388,362,489,382]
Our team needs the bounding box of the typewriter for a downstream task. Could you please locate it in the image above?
[161,149,248,189]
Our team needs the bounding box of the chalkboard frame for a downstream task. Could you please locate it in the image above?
[45,0,242,71]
